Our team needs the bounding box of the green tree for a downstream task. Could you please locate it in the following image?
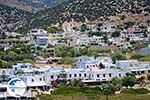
[112,56,116,64]
[0,59,3,67]
[79,47,93,56]
[111,77,122,91]
[55,45,78,57]
[122,74,137,87]
[103,35,108,44]
[58,57,77,66]
[131,52,143,60]
[80,47,89,56]
[2,62,12,68]
[102,84,117,100]
[111,30,121,37]
[124,21,135,29]
[81,24,87,32]
[113,53,126,60]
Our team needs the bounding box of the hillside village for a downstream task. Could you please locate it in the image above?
[0,18,150,99]
[0,0,150,100]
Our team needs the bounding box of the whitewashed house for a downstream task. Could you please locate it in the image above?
[66,68,91,80]
[116,60,150,75]
[90,35,104,45]
[90,68,125,82]
[120,27,144,41]
[98,25,116,33]
[76,56,114,69]
[27,29,48,37]
[8,63,65,91]
[76,34,90,46]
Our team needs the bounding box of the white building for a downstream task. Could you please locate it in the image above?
[9,63,64,90]
[116,60,150,75]
[120,27,145,41]
[66,68,91,80]
[76,56,114,69]
[76,34,90,46]
[27,29,48,37]
[90,68,125,82]
[98,25,116,33]
[90,35,104,45]
[65,67,125,82]
[0,57,150,98]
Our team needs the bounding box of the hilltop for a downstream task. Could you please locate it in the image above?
[0,0,150,32]
[26,0,150,28]
[0,0,71,12]
[0,0,33,12]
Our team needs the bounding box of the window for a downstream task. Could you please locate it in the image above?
[21,65,27,68]
[141,71,144,74]
[43,77,45,81]
[79,74,81,77]
[74,74,77,77]
[57,75,60,78]
[97,74,100,78]
[31,79,34,82]
[69,74,72,77]
[40,78,42,81]
[103,74,105,77]
[109,73,112,77]
[119,74,121,77]
[92,74,94,77]
[137,71,140,75]
[84,74,86,77]
[51,75,54,79]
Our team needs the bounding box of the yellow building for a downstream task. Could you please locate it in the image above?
[48,32,69,45]
[48,32,65,40]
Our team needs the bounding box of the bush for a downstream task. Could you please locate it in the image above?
[112,53,126,60]
[122,75,136,87]
[131,52,143,59]
[135,88,150,94]
[111,30,121,37]
[122,88,150,94]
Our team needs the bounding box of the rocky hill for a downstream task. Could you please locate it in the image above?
[17,0,71,9]
[25,0,149,28]
[0,0,33,12]
[0,0,71,12]
[0,0,150,32]
[0,4,30,31]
